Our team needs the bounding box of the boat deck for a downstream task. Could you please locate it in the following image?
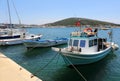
[0,53,42,81]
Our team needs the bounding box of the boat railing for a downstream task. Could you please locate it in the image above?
[67,46,82,52]
[71,31,96,37]
[71,31,81,37]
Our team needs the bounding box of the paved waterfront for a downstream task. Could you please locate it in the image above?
[0,53,42,81]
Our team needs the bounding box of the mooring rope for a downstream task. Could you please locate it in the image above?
[31,52,58,78]
[25,41,45,52]
[55,53,61,64]
[63,55,87,81]
[24,38,52,52]
[27,45,87,81]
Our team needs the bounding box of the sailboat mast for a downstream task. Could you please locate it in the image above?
[7,0,12,28]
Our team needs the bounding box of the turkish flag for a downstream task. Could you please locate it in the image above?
[75,21,81,26]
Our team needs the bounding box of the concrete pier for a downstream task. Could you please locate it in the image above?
[0,52,42,81]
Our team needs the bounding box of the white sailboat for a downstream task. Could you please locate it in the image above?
[52,21,119,66]
[0,0,42,46]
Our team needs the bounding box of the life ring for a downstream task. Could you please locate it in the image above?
[84,28,92,32]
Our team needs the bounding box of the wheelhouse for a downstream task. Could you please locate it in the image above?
[68,36,107,53]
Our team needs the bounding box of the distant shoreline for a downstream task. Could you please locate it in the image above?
[20,25,120,28]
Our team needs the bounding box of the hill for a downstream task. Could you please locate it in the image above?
[44,17,120,27]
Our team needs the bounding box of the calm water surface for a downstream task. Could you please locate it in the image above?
[0,27,120,81]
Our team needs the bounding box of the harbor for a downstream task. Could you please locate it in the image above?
[0,27,120,81]
[0,0,120,81]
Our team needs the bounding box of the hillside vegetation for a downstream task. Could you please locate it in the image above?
[45,17,119,27]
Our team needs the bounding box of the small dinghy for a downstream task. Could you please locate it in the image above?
[23,37,68,48]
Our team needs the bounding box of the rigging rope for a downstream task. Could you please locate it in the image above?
[11,0,21,25]
[7,0,12,27]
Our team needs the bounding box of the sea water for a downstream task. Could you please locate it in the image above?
[0,27,120,81]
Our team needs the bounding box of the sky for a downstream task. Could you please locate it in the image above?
[0,0,120,25]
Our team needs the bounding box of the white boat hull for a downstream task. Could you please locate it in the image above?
[52,47,112,65]
[0,35,42,46]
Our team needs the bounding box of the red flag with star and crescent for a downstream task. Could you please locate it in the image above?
[75,21,81,27]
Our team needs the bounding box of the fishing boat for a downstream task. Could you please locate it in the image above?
[0,0,42,46]
[23,37,68,48]
[52,22,119,66]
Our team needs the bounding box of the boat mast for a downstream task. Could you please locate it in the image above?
[108,26,113,47]
[110,28,113,47]
[7,0,12,28]
[111,28,113,42]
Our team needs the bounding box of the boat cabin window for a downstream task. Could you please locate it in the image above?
[94,39,98,45]
[80,40,86,47]
[89,39,98,47]
[69,39,72,46]
[73,40,79,46]
[89,40,93,47]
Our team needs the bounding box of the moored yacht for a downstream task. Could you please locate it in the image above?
[0,26,42,46]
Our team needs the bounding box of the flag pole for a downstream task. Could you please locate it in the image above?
[75,19,81,32]
[79,19,81,32]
